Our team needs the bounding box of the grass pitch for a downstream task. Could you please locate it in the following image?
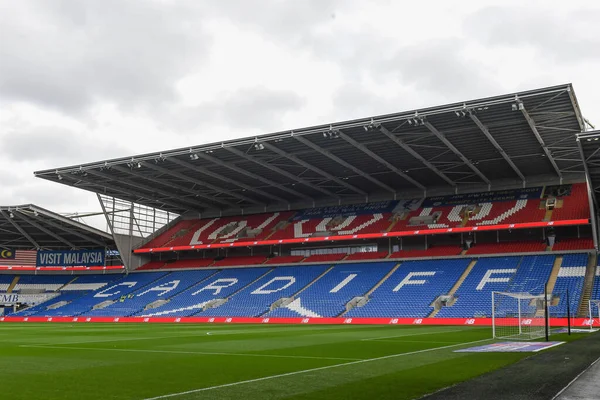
[0,323,577,399]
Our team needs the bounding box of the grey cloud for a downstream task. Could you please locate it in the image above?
[0,0,211,113]
[464,7,600,63]
[1,126,131,164]
[165,86,305,133]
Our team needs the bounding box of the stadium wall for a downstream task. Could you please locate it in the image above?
[1,316,597,327]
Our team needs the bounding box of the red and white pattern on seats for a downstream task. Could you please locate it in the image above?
[291,213,386,238]
[188,212,291,245]
[416,200,540,229]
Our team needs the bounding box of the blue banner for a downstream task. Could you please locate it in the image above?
[422,187,544,208]
[36,250,105,267]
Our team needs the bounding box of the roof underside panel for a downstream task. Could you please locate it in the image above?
[35,84,586,216]
[0,205,115,250]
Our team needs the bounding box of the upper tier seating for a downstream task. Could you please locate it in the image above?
[138,183,589,251]
[265,256,306,264]
[266,262,397,318]
[466,241,546,255]
[347,259,471,318]
[198,265,329,317]
[551,254,588,317]
[212,255,267,267]
[551,183,589,220]
[302,254,347,263]
[552,238,594,251]
[344,251,389,261]
[389,246,462,259]
[436,257,521,318]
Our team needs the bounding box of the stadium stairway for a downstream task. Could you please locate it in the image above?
[7,276,19,293]
[577,252,597,317]
[428,259,477,317]
[545,256,564,294]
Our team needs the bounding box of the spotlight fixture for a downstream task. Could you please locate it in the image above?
[9,212,14,218]
[189,153,199,160]
[254,143,265,150]
[57,174,63,181]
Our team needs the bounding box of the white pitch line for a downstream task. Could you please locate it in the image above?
[360,328,472,341]
[140,337,494,400]
[19,344,362,361]
[24,325,346,346]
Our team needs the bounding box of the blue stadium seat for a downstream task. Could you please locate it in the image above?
[266,262,396,318]
[198,265,329,317]
[346,259,470,318]
[139,267,271,317]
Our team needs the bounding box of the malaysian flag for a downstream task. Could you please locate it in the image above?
[0,250,37,266]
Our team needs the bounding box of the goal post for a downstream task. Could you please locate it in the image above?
[492,291,548,340]
[589,300,600,331]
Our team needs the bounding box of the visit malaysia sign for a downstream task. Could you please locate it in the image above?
[36,250,105,267]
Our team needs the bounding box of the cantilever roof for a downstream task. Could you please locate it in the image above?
[35,84,586,216]
[0,204,115,250]
[577,130,600,207]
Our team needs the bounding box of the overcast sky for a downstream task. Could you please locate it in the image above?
[0,0,599,227]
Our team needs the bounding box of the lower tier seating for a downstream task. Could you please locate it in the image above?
[266,262,397,318]
[551,254,588,317]
[6,252,592,319]
[347,259,471,318]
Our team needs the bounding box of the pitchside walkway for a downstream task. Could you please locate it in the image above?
[555,358,600,400]
[424,332,600,400]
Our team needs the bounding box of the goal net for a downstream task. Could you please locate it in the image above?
[492,291,548,340]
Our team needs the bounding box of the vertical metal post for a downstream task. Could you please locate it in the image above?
[518,298,522,335]
[492,291,496,339]
[566,289,571,335]
[545,283,549,341]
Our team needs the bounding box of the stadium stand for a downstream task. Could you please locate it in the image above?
[466,241,547,255]
[593,264,600,300]
[4,250,595,319]
[138,267,270,317]
[265,256,305,264]
[389,246,462,259]
[266,262,397,318]
[551,254,589,317]
[12,275,73,292]
[302,254,347,263]
[552,238,594,251]
[346,259,471,318]
[345,251,389,261]
[0,275,14,292]
[82,270,216,317]
[198,265,329,317]
[136,183,589,252]
[436,257,521,318]
[212,255,267,267]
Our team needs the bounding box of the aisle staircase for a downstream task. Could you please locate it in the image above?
[577,253,598,317]
[429,259,477,317]
[7,276,19,293]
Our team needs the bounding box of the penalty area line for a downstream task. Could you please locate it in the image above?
[361,327,473,341]
[140,337,494,400]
